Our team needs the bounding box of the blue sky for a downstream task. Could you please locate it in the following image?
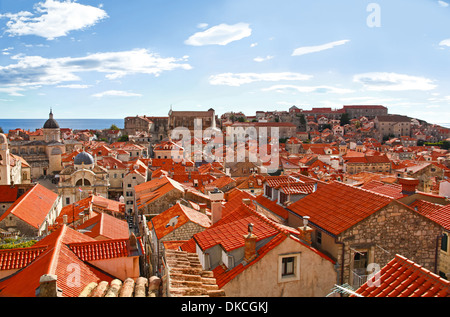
[0,0,449,125]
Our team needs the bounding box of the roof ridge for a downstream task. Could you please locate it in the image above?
[241,203,290,236]
[337,181,395,201]
[48,225,67,275]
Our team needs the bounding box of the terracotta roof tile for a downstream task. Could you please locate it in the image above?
[0,246,48,270]
[288,181,393,236]
[151,203,211,240]
[0,184,58,229]
[354,254,450,297]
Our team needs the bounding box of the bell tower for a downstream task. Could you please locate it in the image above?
[0,133,11,185]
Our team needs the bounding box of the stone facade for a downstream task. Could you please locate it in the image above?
[299,201,444,288]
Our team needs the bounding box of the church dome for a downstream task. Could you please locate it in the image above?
[43,109,60,129]
[74,151,95,165]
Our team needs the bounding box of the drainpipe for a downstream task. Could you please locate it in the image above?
[335,238,345,289]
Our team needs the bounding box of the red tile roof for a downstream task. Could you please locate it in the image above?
[0,186,19,202]
[354,254,450,297]
[0,226,115,297]
[278,183,316,195]
[76,212,130,240]
[264,175,299,188]
[288,181,393,236]
[419,204,450,231]
[0,184,58,229]
[254,194,289,220]
[68,239,130,261]
[150,203,211,240]
[0,246,48,271]
[361,180,406,199]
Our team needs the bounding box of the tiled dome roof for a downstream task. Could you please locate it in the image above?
[74,151,95,165]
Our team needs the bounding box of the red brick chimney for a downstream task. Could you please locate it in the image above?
[243,223,257,263]
[398,178,419,196]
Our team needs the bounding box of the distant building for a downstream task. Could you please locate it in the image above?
[374,115,412,139]
[8,110,66,179]
[343,105,388,119]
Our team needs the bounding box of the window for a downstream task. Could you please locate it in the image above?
[282,257,295,277]
[66,197,70,205]
[316,231,322,245]
[278,253,300,283]
[279,192,288,205]
[442,233,448,252]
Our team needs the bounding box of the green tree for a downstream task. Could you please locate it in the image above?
[340,113,350,126]
[110,124,120,130]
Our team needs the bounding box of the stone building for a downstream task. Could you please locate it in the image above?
[0,184,62,237]
[124,115,154,136]
[57,151,109,206]
[287,181,444,289]
[374,114,412,139]
[8,110,65,179]
[180,201,337,297]
[343,105,388,119]
[168,108,217,135]
[343,153,392,175]
[135,176,210,219]
[147,203,211,275]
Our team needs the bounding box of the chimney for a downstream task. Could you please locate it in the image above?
[300,166,309,176]
[298,216,313,245]
[243,223,257,263]
[209,188,224,225]
[36,274,62,297]
[63,214,68,225]
[198,203,207,214]
[398,178,419,196]
[242,198,251,206]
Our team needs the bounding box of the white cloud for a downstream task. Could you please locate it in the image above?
[0,87,25,96]
[92,90,142,98]
[439,39,450,47]
[0,0,108,40]
[262,84,354,94]
[0,49,192,95]
[438,1,449,7]
[292,40,350,56]
[185,23,252,46]
[197,23,209,29]
[353,72,437,91]
[254,55,274,63]
[57,84,91,89]
[209,72,312,86]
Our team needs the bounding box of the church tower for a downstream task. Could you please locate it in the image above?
[0,133,11,185]
[43,109,61,143]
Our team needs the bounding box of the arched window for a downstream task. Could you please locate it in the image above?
[76,179,91,186]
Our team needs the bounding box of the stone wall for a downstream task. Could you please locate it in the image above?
[337,201,443,285]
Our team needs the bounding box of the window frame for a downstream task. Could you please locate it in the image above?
[278,253,300,283]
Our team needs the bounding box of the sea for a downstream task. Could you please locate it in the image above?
[0,118,124,133]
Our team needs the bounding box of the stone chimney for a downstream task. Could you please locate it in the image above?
[243,223,257,263]
[298,216,313,245]
[242,198,251,206]
[209,188,224,225]
[399,178,419,196]
[37,274,62,297]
